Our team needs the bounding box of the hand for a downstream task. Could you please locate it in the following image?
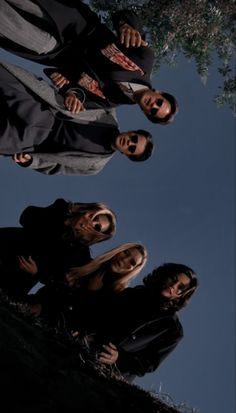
[65,268,79,287]
[119,23,148,48]
[50,72,69,89]
[71,330,80,338]
[98,342,119,365]
[87,273,104,291]
[64,92,85,113]
[12,153,32,165]
[28,303,42,317]
[18,256,38,275]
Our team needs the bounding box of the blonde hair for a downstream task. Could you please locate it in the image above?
[68,242,147,292]
[65,202,116,245]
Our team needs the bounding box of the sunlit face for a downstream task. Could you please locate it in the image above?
[161,273,191,299]
[73,212,110,234]
[139,90,171,119]
[114,132,147,157]
[110,247,143,274]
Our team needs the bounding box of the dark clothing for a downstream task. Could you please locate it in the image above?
[0,199,91,299]
[0,0,100,65]
[31,283,183,379]
[43,8,154,110]
[0,64,118,155]
[19,199,92,283]
[0,2,154,110]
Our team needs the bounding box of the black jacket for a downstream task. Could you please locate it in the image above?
[0,199,91,299]
[33,283,183,379]
[0,2,154,108]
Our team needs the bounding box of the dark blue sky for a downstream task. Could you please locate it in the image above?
[0,46,235,413]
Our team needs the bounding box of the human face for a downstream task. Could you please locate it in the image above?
[139,90,171,119]
[74,212,110,234]
[110,247,143,274]
[161,273,191,299]
[91,213,110,233]
[114,132,147,157]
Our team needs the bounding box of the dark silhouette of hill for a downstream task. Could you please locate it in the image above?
[0,292,180,413]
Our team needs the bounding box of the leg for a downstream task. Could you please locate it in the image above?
[0,65,55,154]
[0,0,57,54]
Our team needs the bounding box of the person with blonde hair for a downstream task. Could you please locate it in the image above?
[27,261,198,384]
[27,242,147,318]
[20,198,117,246]
[66,242,147,292]
[0,199,117,299]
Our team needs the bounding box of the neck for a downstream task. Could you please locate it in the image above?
[111,133,120,151]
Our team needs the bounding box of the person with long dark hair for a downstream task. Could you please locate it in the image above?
[27,261,198,382]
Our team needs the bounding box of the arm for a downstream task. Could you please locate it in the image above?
[112,10,148,48]
[112,10,143,34]
[117,320,183,377]
[13,153,103,176]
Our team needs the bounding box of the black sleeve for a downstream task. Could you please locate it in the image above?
[111,10,144,36]
[117,326,183,377]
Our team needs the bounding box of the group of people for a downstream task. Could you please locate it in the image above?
[0,198,198,382]
[0,0,198,385]
[0,0,178,175]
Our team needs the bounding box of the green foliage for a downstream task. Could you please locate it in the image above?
[90,0,236,114]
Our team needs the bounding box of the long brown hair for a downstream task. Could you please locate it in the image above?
[143,263,198,311]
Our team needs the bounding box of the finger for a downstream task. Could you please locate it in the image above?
[65,96,72,110]
[23,154,32,161]
[75,100,84,113]
[141,39,148,47]
[72,98,79,113]
[50,72,60,80]
[101,345,112,353]
[51,74,64,87]
[56,76,66,88]
[98,354,116,365]
[71,330,80,338]
[99,353,113,361]
[124,31,131,48]
[120,30,125,44]
[13,153,19,161]
[98,356,112,364]
[135,32,142,47]
[131,31,139,47]
[108,342,117,350]
[18,256,28,265]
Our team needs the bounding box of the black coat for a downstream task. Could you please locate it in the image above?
[0,0,100,65]
[0,3,154,109]
[0,199,91,299]
[33,283,183,379]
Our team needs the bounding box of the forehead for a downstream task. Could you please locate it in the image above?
[94,213,109,222]
[125,247,143,260]
[134,134,147,154]
[176,273,191,284]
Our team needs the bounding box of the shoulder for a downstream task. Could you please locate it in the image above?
[171,313,184,339]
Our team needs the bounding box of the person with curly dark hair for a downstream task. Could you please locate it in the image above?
[27,261,198,381]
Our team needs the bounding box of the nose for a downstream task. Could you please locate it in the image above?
[123,256,133,270]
